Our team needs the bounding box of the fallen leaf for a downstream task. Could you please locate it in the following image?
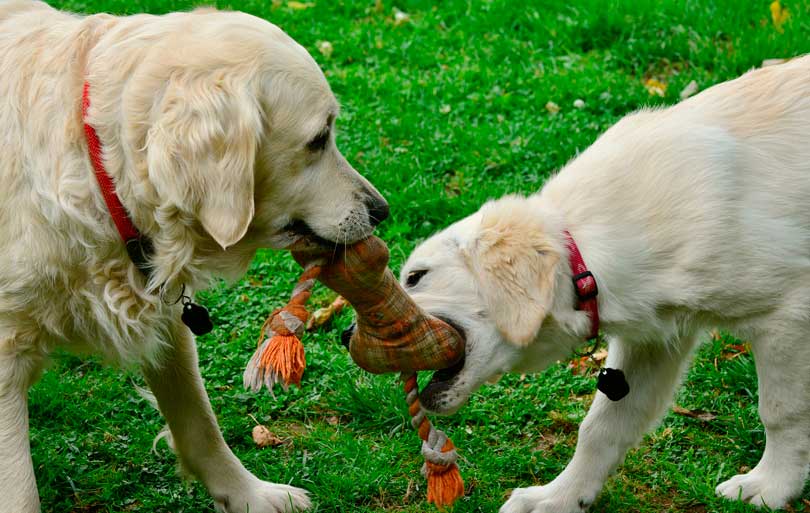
[288,1,315,9]
[325,416,340,426]
[533,433,562,453]
[316,40,333,58]
[644,78,667,97]
[679,80,699,100]
[721,343,750,360]
[568,356,592,375]
[672,405,717,422]
[393,9,410,26]
[306,296,347,330]
[770,0,790,32]
[252,425,284,448]
[591,348,608,362]
[545,101,560,114]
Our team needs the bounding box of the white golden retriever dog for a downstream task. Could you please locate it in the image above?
[402,56,810,512]
[0,2,388,512]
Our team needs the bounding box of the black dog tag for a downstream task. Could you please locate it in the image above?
[181,301,213,336]
[597,368,629,401]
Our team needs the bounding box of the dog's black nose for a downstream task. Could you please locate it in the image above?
[366,198,389,227]
[340,322,356,349]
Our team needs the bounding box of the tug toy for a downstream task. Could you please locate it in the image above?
[243,236,466,507]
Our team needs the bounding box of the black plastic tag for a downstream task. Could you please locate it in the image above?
[182,302,213,336]
[597,368,629,401]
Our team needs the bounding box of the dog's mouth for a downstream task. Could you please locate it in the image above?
[280,219,334,248]
[419,317,468,413]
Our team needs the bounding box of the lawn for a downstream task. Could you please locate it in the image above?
[31,0,810,512]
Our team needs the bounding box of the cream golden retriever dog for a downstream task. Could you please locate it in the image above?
[0,2,388,512]
[401,56,810,512]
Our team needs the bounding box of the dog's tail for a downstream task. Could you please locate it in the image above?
[134,383,175,455]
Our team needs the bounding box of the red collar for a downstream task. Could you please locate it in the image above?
[562,230,599,340]
[82,82,153,275]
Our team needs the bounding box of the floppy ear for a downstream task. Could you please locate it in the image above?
[466,209,559,346]
[147,74,262,249]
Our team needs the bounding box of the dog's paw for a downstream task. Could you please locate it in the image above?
[716,470,799,510]
[499,485,591,513]
[214,481,311,513]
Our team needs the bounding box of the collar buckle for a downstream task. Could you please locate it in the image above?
[572,270,598,302]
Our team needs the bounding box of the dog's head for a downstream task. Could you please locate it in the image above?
[107,11,387,283]
[401,195,583,414]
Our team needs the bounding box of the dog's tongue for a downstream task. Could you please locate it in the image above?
[292,236,466,374]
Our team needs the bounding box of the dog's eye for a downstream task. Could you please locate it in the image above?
[306,129,329,152]
[406,269,428,288]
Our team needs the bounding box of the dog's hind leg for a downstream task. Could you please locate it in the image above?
[500,334,699,513]
[0,328,44,513]
[142,326,310,513]
[715,318,810,509]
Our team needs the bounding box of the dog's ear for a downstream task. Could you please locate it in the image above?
[465,201,559,346]
[147,74,262,249]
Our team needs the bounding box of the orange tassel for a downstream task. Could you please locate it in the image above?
[259,333,306,387]
[243,263,322,393]
[426,439,464,508]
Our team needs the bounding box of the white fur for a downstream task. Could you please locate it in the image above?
[402,56,810,512]
[0,2,387,512]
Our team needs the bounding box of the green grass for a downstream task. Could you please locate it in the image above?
[31,0,810,511]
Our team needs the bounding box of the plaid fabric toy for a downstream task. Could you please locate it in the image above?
[243,236,466,507]
[297,235,464,374]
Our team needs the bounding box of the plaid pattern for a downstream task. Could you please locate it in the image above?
[293,236,465,374]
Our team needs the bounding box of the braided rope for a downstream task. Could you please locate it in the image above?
[243,261,323,393]
[402,372,464,506]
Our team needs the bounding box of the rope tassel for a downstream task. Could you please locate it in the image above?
[403,372,465,508]
[243,263,322,393]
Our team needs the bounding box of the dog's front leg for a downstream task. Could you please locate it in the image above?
[500,335,698,513]
[142,327,310,513]
[0,335,42,513]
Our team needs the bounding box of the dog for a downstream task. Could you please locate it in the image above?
[399,56,810,512]
[0,2,388,512]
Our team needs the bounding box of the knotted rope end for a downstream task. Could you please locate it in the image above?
[243,264,322,394]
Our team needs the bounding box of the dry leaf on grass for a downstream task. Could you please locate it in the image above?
[721,343,750,360]
[568,348,608,375]
[252,425,284,448]
[393,9,410,26]
[672,405,717,422]
[770,0,790,32]
[316,40,333,58]
[568,356,593,375]
[545,101,560,114]
[287,1,315,9]
[644,78,667,97]
[306,296,347,330]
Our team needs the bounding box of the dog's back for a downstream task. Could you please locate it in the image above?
[541,56,810,328]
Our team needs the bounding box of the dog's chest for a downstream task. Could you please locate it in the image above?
[4,251,175,366]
